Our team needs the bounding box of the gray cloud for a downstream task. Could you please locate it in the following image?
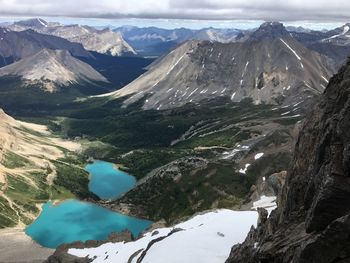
[0,0,349,22]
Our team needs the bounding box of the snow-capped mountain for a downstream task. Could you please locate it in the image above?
[0,49,108,91]
[7,19,137,56]
[103,22,334,110]
[0,27,91,67]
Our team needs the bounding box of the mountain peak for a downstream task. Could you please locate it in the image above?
[249,21,290,41]
[0,48,108,91]
[15,18,48,28]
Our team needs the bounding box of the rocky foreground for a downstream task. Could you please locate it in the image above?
[226,60,350,262]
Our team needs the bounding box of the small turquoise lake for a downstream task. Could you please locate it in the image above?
[25,200,152,248]
[86,160,136,199]
[26,161,151,248]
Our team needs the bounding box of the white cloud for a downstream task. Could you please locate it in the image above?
[0,0,349,21]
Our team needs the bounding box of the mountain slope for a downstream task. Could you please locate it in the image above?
[226,59,350,263]
[68,28,136,56]
[8,19,136,56]
[0,109,86,229]
[0,27,91,67]
[319,23,350,46]
[105,22,335,110]
[0,49,108,91]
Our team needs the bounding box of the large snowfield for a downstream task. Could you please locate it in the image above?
[69,196,276,263]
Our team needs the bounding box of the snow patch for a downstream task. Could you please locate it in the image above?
[166,53,186,75]
[321,75,329,83]
[239,163,251,174]
[279,38,302,60]
[252,195,277,214]
[281,111,290,116]
[254,153,264,160]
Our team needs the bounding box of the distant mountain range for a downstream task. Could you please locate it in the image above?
[1,19,350,111]
[104,22,335,110]
[114,26,243,57]
[7,18,136,57]
[5,18,350,61]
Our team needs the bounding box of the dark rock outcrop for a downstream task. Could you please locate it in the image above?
[248,22,290,42]
[45,230,133,263]
[226,60,350,263]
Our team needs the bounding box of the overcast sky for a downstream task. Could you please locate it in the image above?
[0,0,348,29]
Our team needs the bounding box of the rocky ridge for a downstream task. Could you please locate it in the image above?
[226,59,350,263]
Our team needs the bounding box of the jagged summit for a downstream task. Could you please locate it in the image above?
[248,22,290,41]
[0,49,108,91]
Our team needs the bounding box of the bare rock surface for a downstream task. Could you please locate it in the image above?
[226,59,350,263]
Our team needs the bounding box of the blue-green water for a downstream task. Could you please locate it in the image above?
[25,200,152,248]
[86,160,136,199]
[26,161,151,248]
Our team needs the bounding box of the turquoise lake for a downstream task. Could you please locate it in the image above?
[86,160,136,200]
[25,200,152,248]
[26,161,151,248]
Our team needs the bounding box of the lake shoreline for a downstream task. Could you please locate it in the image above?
[25,160,152,249]
[0,227,54,263]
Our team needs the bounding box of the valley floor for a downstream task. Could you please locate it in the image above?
[0,228,54,263]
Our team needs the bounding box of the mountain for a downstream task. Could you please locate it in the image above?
[0,27,91,67]
[114,26,242,57]
[319,23,350,45]
[247,22,291,41]
[226,59,350,263]
[0,23,153,112]
[104,22,335,110]
[68,29,136,56]
[291,23,350,66]
[0,49,108,92]
[286,26,312,33]
[14,18,49,28]
[8,19,137,56]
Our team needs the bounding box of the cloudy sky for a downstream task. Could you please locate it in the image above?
[0,0,348,29]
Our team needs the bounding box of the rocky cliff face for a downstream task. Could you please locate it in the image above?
[226,60,350,262]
